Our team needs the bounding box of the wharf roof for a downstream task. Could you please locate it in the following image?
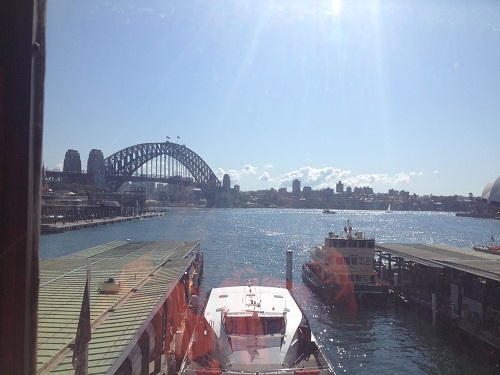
[38,240,199,374]
[376,243,500,282]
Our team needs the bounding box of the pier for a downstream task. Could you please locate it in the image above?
[376,243,500,349]
[41,213,168,234]
[37,240,203,374]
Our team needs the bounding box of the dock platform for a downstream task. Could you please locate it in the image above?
[38,240,202,374]
[376,243,500,349]
[376,243,500,282]
[41,213,168,234]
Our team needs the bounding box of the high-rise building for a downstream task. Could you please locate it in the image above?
[336,181,344,193]
[63,149,81,172]
[292,179,301,195]
[222,174,231,192]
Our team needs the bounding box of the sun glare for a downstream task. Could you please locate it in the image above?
[331,0,342,18]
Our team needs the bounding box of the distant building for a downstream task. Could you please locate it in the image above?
[278,187,287,194]
[63,149,81,173]
[336,181,344,193]
[399,190,410,198]
[322,187,334,197]
[292,179,300,195]
[303,186,312,194]
[223,174,231,192]
[389,189,398,197]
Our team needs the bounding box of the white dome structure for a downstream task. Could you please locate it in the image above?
[481,182,493,201]
[487,175,500,205]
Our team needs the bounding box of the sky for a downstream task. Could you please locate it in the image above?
[43,0,500,196]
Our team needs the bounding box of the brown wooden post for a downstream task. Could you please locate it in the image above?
[0,1,46,374]
[152,311,163,373]
[139,331,150,375]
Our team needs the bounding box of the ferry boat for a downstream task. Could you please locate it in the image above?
[178,283,335,375]
[302,220,389,307]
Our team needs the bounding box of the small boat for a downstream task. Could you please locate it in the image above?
[322,209,336,214]
[302,220,389,307]
[473,245,500,255]
[178,283,335,375]
[385,204,392,213]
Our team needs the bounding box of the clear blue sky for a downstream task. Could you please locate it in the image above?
[43,0,500,196]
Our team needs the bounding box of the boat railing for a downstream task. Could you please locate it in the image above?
[221,365,332,375]
[201,353,218,369]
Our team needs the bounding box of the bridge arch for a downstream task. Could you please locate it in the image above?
[104,142,221,192]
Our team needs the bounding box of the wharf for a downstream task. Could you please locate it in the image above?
[375,243,500,349]
[38,240,202,374]
[376,243,500,282]
[41,212,168,234]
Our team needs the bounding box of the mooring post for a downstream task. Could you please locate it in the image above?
[286,249,293,290]
[432,293,437,327]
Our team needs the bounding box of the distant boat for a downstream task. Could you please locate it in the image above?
[473,236,500,255]
[385,204,392,213]
[473,245,500,255]
[322,209,336,214]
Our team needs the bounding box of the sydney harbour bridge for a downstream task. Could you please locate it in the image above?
[45,141,222,206]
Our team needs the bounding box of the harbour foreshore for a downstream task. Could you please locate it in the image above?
[41,212,167,234]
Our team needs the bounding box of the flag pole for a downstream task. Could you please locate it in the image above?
[73,259,91,375]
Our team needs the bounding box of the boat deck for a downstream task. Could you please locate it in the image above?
[376,243,500,282]
[38,240,199,374]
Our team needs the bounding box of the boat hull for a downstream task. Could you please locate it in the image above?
[301,264,389,307]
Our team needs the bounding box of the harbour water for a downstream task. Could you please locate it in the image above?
[40,209,499,374]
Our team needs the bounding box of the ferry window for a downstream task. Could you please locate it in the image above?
[359,257,371,265]
[264,317,285,335]
[351,257,358,265]
[358,242,366,248]
[225,316,284,335]
[344,257,351,265]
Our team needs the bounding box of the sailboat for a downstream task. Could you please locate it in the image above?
[385,203,392,213]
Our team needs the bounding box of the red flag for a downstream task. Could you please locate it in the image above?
[73,267,91,374]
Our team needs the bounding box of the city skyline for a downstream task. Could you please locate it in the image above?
[42,1,500,197]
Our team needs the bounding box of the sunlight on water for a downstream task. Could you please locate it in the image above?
[40,209,499,374]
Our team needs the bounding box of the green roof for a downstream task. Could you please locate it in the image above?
[38,240,199,374]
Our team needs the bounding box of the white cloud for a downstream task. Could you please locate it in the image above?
[242,165,258,174]
[277,166,349,188]
[216,165,259,186]
[259,172,271,182]
[216,164,422,192]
